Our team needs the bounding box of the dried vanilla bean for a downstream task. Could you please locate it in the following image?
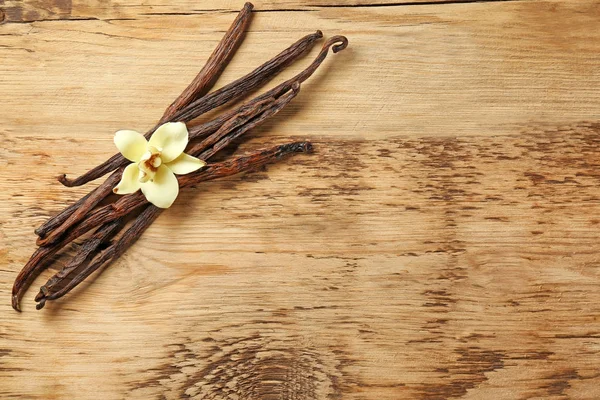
[33,219,123,309]
[36,206,163,310]
[11,3,349,311]
[34,189,94,237]
[169,31,322,123]
[11,218,123,311]
[160,2,254,122]
[198,83,300,160]
[37,171,122,245]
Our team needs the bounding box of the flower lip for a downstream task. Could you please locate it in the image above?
[141,153,161,172]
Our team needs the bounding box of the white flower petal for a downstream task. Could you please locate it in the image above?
[114,130,148,162]
[148,122,188,163]
[140,164,179,208]
[113,163,142,195]
[165,153,206,175]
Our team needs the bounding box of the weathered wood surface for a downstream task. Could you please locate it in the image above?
[1,0,600,399]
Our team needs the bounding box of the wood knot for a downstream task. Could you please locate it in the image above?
[0,9,5,23]
[182,336,342,399]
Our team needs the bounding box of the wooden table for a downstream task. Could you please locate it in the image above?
[1,1,599,398]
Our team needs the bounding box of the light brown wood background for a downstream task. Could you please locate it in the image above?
[1,0,600,399]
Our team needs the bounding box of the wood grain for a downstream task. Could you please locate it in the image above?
[0,0,517,23]
[1,0,600,399]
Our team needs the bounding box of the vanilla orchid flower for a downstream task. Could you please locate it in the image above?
[112,122,206,208]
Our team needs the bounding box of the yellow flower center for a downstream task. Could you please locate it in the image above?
[138,146,162,183]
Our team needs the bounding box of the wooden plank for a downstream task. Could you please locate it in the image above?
[1,1,600,399]
[0,1,597,149]
[0,0,515,23]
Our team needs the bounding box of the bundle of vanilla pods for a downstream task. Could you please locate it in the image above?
[12,2,348,311]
